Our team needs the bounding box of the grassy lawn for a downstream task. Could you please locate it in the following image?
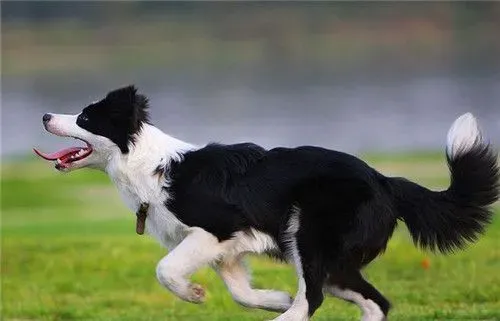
[2,153,500,321]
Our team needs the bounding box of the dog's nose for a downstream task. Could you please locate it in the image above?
[42,113,52,125]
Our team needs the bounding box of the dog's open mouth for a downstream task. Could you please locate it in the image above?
[33,138,93,170]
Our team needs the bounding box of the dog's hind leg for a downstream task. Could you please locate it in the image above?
[216,256,293,312]
[324,269,390,321]
[156,227,224,303]
[272,208,326,321]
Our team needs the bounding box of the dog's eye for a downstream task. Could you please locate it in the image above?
[78,114,89,122]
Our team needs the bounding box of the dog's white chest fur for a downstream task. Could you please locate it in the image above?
[105,124,194,249]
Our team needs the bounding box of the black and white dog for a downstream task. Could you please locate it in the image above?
[34,86,498,321]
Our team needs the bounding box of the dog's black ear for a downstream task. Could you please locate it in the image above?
[105,85,150,131]
[103,85,150,153]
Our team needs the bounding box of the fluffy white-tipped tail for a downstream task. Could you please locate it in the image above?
[391,112,499,253]
[446,113,483,160]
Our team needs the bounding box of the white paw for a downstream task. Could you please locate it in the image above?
[361,313,386,321]
[257,290,294,312]
[185,283,205,303]
[271,309,309,321]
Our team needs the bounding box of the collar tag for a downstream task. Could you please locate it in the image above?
[136,202,149,235]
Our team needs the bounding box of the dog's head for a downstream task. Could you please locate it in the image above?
[34,85,149,172]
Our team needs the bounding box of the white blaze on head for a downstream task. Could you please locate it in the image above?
[41,113,118,171]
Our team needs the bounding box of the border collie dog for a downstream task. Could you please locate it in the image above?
[35,86,498,321]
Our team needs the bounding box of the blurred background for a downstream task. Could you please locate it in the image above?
[2,2,500,321]
[2,1,499,157]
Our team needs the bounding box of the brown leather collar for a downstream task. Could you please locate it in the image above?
[136,202,149,235]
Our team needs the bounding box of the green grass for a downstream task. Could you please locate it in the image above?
[2,154,500,321]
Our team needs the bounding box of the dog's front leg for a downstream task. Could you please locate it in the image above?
[156,227,223,303]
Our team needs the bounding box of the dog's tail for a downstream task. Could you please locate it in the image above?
[389,113,499,253]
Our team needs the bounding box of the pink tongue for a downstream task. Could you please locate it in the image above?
[33,147,82,161]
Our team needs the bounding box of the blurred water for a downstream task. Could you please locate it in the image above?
[2,2,500,157]
[2,72,499,157]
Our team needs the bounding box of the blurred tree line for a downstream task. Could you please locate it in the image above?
[2,2,499,80]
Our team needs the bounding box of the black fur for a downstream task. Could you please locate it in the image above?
[165,143,267,240]
[164,141,498,317]
[391,144,499,253]
[77,85,150,153]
